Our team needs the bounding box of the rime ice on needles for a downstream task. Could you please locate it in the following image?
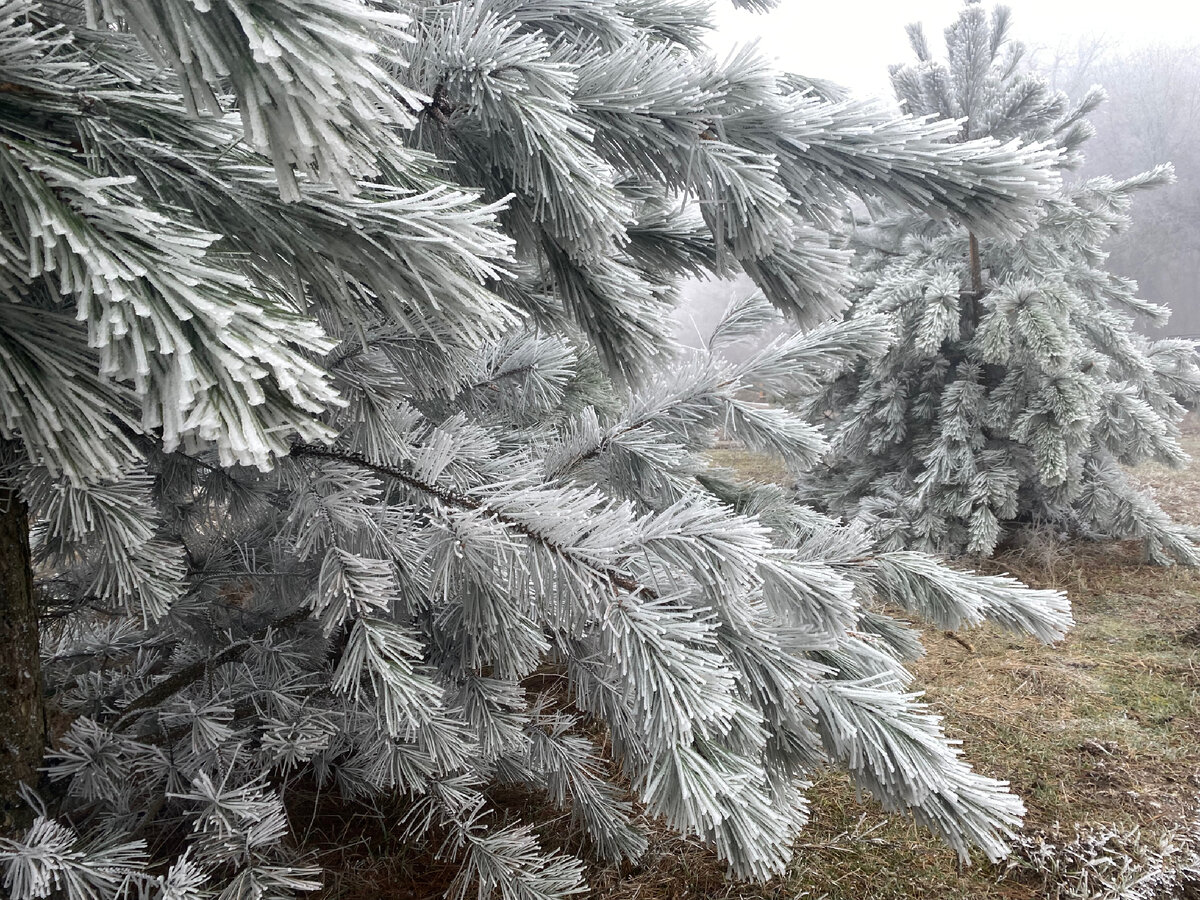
[2,1,1070,898]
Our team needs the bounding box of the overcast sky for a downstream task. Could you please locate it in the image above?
[710,0,1200,98]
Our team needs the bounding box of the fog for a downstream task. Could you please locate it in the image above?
[685,1,1200,338]
[709,1,1200,97]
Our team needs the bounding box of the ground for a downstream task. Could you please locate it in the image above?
[310,430,1200,900]
[594,432,1200,900]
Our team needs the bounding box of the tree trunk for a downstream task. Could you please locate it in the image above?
[967,231,984,299]
[0,482,43,836]
[958,229,986,344]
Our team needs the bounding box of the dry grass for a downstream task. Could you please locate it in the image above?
[1128,413,1200,527]
[623,439,1200,900]
[304,438,1200,900]
[707,446,794,487]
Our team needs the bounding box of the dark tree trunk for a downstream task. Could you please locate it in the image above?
[0,482,43,836]
[967,231,984,300]
[957,230,987,346]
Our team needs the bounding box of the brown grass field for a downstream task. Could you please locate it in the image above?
[310,426,1200,900]
[682,428,1200,899]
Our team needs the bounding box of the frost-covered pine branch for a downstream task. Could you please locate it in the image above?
[1,2,1070,898]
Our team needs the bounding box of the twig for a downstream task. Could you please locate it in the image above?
[943,630,975,652]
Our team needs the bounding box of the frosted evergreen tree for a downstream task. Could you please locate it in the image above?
[812,0,1200,564]
[0,2,1072,898]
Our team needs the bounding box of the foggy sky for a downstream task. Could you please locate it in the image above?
[710,0,1200,98]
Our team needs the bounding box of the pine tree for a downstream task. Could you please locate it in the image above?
[0,2,1071,898]
[811,0,1200,564]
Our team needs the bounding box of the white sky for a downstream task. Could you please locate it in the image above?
[710,0,1200,98]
